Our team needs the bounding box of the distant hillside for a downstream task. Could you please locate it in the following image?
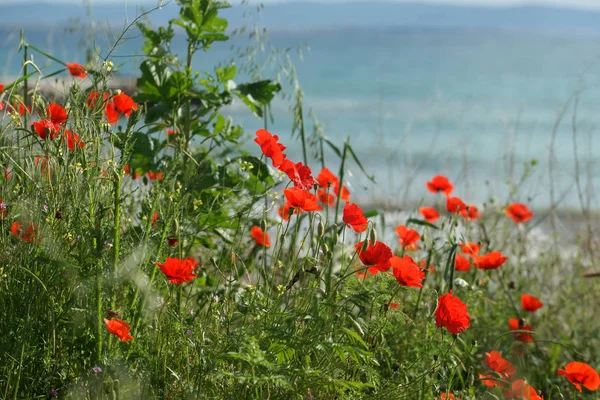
[2,1,600,33]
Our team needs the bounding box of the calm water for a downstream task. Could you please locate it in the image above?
[1,25,599,210]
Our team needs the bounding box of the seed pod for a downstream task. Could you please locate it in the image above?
[369,228,377,244]
[317,221,325,237]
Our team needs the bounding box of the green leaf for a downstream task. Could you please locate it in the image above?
[234,80,281,117]
[346,142,376,183]
[323,136,342,158]
[406,218,439,230]
[363,210,379,218]
[216,64,236,83]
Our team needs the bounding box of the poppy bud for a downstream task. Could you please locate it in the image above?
[260,219,267,232]
[323,243,329,253]
[332,229,339,244]
[317,221,325,237]
[369,228,377,244]
[210,257,218,267]
[361,240,369,252]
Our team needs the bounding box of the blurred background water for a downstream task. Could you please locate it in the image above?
[1,1,599,210]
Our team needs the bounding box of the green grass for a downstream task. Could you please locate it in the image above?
[0,1,599,399]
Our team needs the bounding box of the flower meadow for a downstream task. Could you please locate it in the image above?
[0,1,599,399]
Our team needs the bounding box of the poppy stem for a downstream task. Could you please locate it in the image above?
[111,173,122,310]
[333,140,349,223]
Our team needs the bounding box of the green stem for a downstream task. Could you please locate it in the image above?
[112,175,122,309]
[96,272,103,362]
[334,140,349,223]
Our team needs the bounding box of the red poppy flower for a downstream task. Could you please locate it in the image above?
[151,212,159,225]
[34,155,50,177]
[278,202,301,220]
[0,84,3,93]
[339,185,350,202]
[505,203,534,223]
[278,159,314,190]
[474,251,508,270]
[250,226,271,247]
[388,302,399,309]
[558,361,600,392]
[316,167,349,201]
[435,290,470,334]
[87,91,110,109]
[317,167,338,189]
[167,236,178,247]
[461,204,481,220]
[439,393,457,400]
[508,318,535,343]
[63,130,85,150]
[427,175,454,195]
[146,171,164,181]
[103,318,134,342]
[0,102,4,111]
[446,196,467,214]
[391,254,425,288]
[156,257,199,284]
[124,165,141,179]
[112,92,138,116]
[317,189,335,206]
[66,62,87,79]
[11,221,41,243]
[254,129,287,167]
[478,373,502,388]
[395,225,420,250]
[455,254,471,272]
[104,102,119,124]
[354,241,393,275]
[47,103,68,127]
[343,202,368,233]
[460,242,480,257]
[419,206,440,223]
[521,294,543,313]
[167,128,177,136]
[32,120,59,140]
[485,350,517,377]
[11,102,31,116]
[503,380,543,400]
[283,188,322,212]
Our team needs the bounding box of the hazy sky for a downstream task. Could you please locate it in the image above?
[6,0,600,8]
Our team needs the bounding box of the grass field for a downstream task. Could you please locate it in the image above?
[0,1,598,399]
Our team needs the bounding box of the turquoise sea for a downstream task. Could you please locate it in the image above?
[1,24,599,210]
